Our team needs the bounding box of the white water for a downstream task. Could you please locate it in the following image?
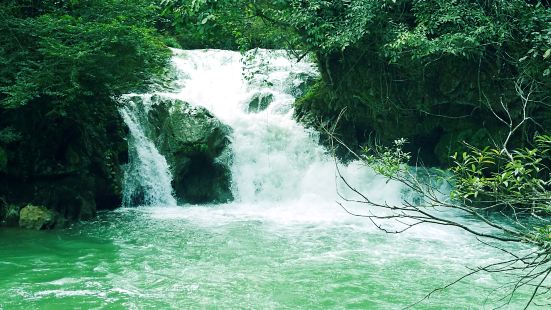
[119,95,177,207]
[116,48,475,241]
[147,48,404,224]
[0,49,533,309]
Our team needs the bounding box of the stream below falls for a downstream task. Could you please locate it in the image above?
[0,49,531,309]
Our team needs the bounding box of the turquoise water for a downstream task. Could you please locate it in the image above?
[0,206,530,309]
[0,49,535,309]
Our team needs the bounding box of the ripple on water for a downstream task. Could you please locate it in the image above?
[0,205,534,308]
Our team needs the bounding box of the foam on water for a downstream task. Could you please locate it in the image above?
[119,94,177,207]
[166,49,403,211]
[0,49,535,309]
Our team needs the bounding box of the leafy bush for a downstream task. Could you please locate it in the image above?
[355,136,550,307]
[0,0,171,215]
[0,0,170,110]
[451,136,551,214]
[161,0,296,50]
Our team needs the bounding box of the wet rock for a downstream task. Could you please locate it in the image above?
[156,98,233,203]
[247,92,274,113]
[125,95,234,204]
[285,72,317,97]
[19,205,56,230]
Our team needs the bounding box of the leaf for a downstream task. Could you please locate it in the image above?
[544,49,551,59]
[201,14,214,24]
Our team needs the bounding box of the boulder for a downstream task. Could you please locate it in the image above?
[247,92,274,113]
[125,95,234,204]
[19,205,56,230]
[155,98,233,204]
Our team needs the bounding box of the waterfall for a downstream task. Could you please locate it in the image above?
[119,48,402,213]
[119,94,177,207]
[162,48,400,208]
[161,49,324,202]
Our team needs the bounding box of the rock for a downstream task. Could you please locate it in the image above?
[0,94,127,225]
[132,95,234,204]
[157,99,231,158]
[285,72,317,97]
[247,92,274,113]
[19,205,56,230]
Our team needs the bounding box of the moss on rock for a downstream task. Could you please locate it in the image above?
[295,47,550,166]
[122,95,234,204]
[19,205,55,230]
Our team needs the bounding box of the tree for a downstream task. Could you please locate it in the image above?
[160,0,296,50]
[0,0,170,220]
[327,119,551,308]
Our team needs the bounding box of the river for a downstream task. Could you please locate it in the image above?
[0,49,530,309]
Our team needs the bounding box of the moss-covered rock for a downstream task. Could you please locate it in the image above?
[123,95,233,204]
[0,95,128,225]
[156,97,233,203]
[295,47,550,167]
[19,205,56,230]
[247,92,274,113]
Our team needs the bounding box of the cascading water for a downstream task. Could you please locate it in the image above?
[157,48,400,213]
[120,47,395,213]
[0,49,533,308]
[119,94,177,207]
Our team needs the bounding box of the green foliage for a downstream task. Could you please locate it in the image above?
[0,127,22,144]
[265,0,385,52]
[0,0,171,213]
[363,138,411,177]
[263,0,549,67]
[362,135,551,243]
[161,0,295,50]
[451,136,551,213]
[365,135,551,215]
[534,225,551,244]
[269,1,551,166]
[0,0,170,110]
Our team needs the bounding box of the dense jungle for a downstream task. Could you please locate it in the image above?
[1,1,550,308]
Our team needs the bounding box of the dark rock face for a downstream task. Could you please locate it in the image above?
[123,95,233,204]
[247,92,274,113]
[295,48,551,166]
[0,97,128,227]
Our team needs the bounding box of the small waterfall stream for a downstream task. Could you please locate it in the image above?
[119,94,177,207]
